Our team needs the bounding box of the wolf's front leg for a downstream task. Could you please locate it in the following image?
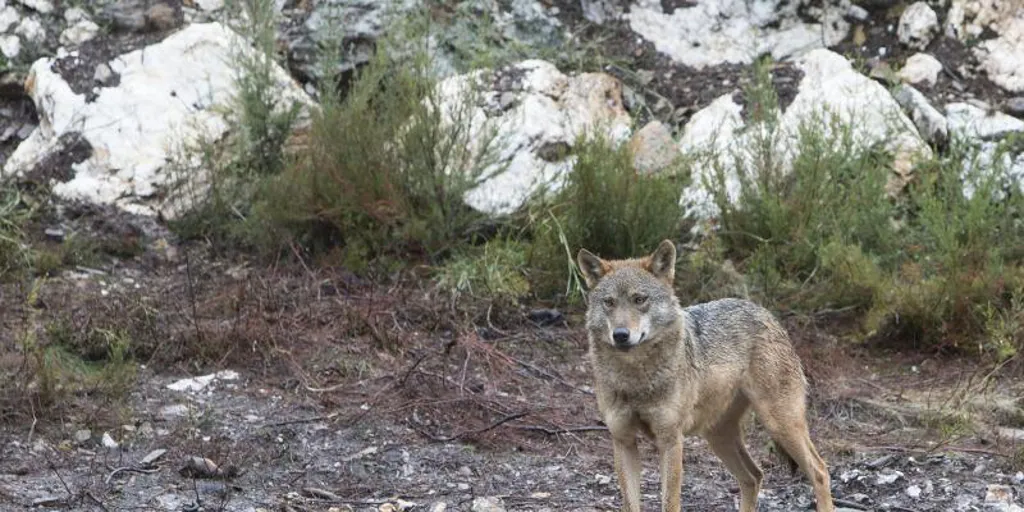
[657,434,683,512]
[612,436,642,512]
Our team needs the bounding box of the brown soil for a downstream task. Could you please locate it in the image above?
[1,210,1023,510]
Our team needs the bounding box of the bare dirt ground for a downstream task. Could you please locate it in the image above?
[2,212,1023,512]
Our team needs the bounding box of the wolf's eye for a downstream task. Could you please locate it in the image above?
[633,295,648,305]
[602,297,616,308]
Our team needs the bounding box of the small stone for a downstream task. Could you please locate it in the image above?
[898,2,938,51]
[866,454,895,469]
[875,470,904,485]
[94,63,113,85]
[60,20,100,46]
[429,504,447,512]
[195,0,225,10]
[16,123,34,139]
[595,473,612,485]
[159,404,190,419]
[44,227,65,242]
[14,17,44,40]
[1015,472,1024,484]
[16,0,53,14]
[64,7,89,23]
[906,484,921,498]
[456,482,470,491]
[899,53,943,87]
[498,91,516,110]
[1005,97,1024,119]
[986,484,1013,504]
[101,432,118,449]
[145,3,178,32]
[140,448,167,465]
[470,497,505,512]
[0,7,20,33]
[73,429,92,443]
[457,466,473,477]
[846,4,869,22]
[629,120,678,174]
[0,35,20,60]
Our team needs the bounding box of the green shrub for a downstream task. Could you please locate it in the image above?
[265,18,500,268]
[530,130,689,300]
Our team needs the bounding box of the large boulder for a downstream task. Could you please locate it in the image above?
[437,60,632,216]
[626,0,850,69]
[2,22,314,217]
[679,49,931,220]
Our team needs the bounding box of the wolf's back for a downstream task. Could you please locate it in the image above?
[683,297,790,366]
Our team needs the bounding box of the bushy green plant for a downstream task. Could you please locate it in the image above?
[265,17,500,267]
[529,130,689,300]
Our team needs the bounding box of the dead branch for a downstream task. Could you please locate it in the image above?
[510,424,607,435]
[417,411,530,443]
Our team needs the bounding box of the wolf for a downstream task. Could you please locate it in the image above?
[576,239,834,512]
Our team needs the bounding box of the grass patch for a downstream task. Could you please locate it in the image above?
[436,237,531,304]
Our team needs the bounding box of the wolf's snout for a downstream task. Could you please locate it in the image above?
[612,328,630,346]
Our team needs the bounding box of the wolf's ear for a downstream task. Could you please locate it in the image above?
[647,239,677,284]
[577,248,608,289]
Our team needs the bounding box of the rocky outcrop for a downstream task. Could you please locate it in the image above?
[626,0,850,69]
[2,23,314,218]
[679,49,931,219]
[437,60,632,216]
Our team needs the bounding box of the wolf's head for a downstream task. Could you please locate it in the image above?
[576,240,681,351]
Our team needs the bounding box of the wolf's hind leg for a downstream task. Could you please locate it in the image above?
[706,393,763,512]
[749,390,834,512]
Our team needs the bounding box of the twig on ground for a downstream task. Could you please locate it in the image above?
[866,445,1010,458]
[262,410,342,429]
[105,465,160,484]
[417,411,529,443]
[510,424,607,435]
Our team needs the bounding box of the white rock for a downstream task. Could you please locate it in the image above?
[64,7,89,23]
[101,432,118,449]
[439,60,631,216]
[680,49,929,219]
[0,34,18,59]
[898,2,938,50]
[0,6,20,33]
[470,497,506,512]
[13,16,42,40]
[947,0,1024,93]
[961,142,1024,201]
[946,102,1024,140]
[892,84,948,145]
[986,484,1013,504]
[16,0,51,14]
[429,504,448,512]
[847,4,869,22]
[906,484,922,498]
[626,0,850,69]
[158,404,191,419]
[2,23,314,218]
[899,53,942,87]
[166,370,240,392]
[876,470,904,485]
[59,19,100,46]
[93,63,113,83]
[581,0,620,24]
[629,120,677,174]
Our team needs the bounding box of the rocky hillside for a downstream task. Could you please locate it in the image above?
[2,1,1024,512]
[0,0,1021,223]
